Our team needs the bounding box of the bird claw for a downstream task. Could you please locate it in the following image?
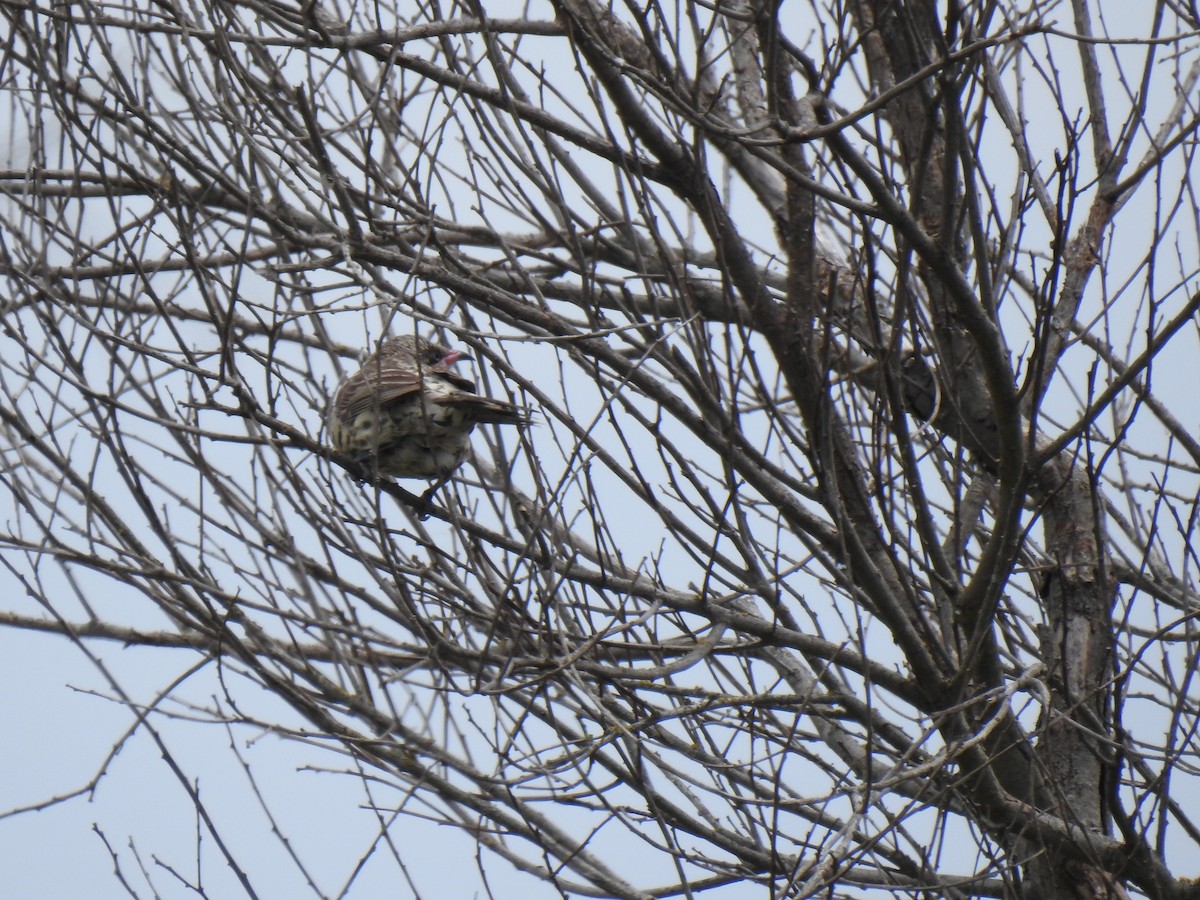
[346,453,376,484]
[413,478,449,519]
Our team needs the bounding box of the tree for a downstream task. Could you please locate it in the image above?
[2,1,1198,897]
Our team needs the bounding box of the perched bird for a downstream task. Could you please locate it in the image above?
[327,334,527,481]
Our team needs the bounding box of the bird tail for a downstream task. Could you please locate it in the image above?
[450,395,533,426]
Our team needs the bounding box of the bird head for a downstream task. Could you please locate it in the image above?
[380,334,472,370]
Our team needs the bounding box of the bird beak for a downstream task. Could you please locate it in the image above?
[437,350,471,367]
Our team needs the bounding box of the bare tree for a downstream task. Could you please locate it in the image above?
[2,1,1199,897]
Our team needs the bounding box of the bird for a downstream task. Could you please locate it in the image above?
[327,334,527,483]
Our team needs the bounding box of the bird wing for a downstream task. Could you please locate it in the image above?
[334,363,423,420]
[335,362,480,421]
